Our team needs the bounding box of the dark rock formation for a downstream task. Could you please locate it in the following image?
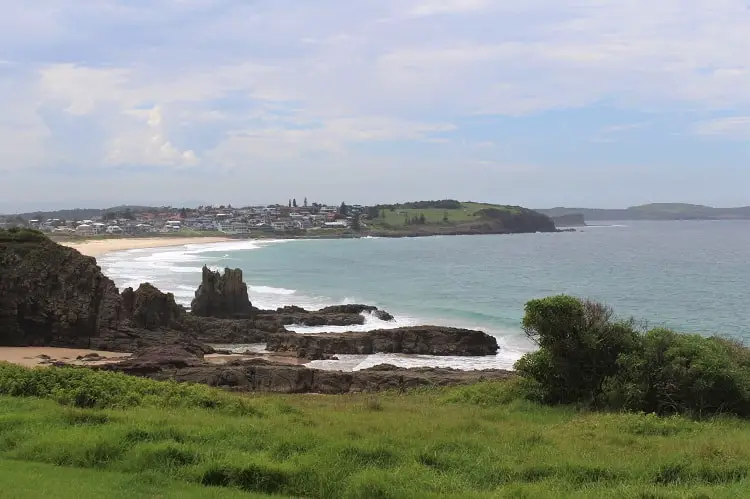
[551,213,586,227]
[105,345,205,375]
[256,304,394,327]
[0,230,125,348]
[472,207,556,233]
[101,346,512,394]
[318,304,395,322]
[190,266,255,319]
[0,232,276,352]
[266,326,499,360]
[122,283,185,330]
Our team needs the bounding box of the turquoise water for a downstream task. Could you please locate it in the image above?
[98,221,750,370]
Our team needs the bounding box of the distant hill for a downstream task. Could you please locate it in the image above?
[8,206,159,222]
[537,203,750,221]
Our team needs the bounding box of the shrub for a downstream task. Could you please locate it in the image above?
[515,295,750,418]
[0,228,47,242]
[0,362,260,415]
[516,295,640,406]
[603,329,750,417]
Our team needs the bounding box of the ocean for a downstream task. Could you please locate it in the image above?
[98,220,750,371]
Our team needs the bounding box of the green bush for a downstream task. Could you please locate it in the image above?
[0,228,47,242]
[516,295,640,406]
[0,362,259,415]
[515,295,750,418]
[603,329,750,417]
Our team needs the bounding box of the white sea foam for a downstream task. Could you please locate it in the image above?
[249,285,296,296]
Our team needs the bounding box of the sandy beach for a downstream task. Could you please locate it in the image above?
[0,347,305,368]
[60,236,233,257]
[0,347,130,368]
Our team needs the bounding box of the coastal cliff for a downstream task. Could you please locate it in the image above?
[365,202,558,237]
[0,229,124,348]
[551,213,586,227]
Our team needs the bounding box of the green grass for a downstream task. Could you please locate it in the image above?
[4,366,750,497]
[0,459,265,499]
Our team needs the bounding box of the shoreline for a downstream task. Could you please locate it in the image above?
[57,228,575,258]
[60,236,234,257]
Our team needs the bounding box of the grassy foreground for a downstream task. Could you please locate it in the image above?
[3,366,750,498]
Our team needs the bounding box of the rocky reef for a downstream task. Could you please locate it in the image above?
[0,229,508,393]
[102,346,511,394]
[266,327,499,360]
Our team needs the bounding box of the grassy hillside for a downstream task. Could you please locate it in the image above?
[367,201,532,231]
[3,364,750,498]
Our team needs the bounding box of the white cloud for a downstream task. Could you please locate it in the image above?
[106,106,198,167]
[1,0,750,205]
[694,117,750,138]
[408,0,491,17]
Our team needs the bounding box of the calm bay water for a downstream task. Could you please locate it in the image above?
[98,221,750,371]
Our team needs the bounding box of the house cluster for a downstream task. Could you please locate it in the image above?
[18,202,368,237]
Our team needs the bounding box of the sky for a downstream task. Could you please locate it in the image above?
[1,0,750,212]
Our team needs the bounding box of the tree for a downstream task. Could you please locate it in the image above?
[443,211,449,223]
[351,214,361,231]
[419,213,426,225]
[339,202,349,216]
[381,210,386,219]
[288,199,292,208]
[366,206,380,219]
[304,197,308,207]
[179,207,188,219]
[123,208,135,220]
[293,198,297,208]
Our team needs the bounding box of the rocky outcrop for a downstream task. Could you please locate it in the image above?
[258,304,394,327]
[551,214,586,227]
[100,345,512,393]
[0,230,125,348]
[190,266,255,319]
[318,305,394,322]
[472,207,556,233]
[0,232,276,351]
[265,326,499,360]
[122,283,185,330]
[105,345,206,375]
